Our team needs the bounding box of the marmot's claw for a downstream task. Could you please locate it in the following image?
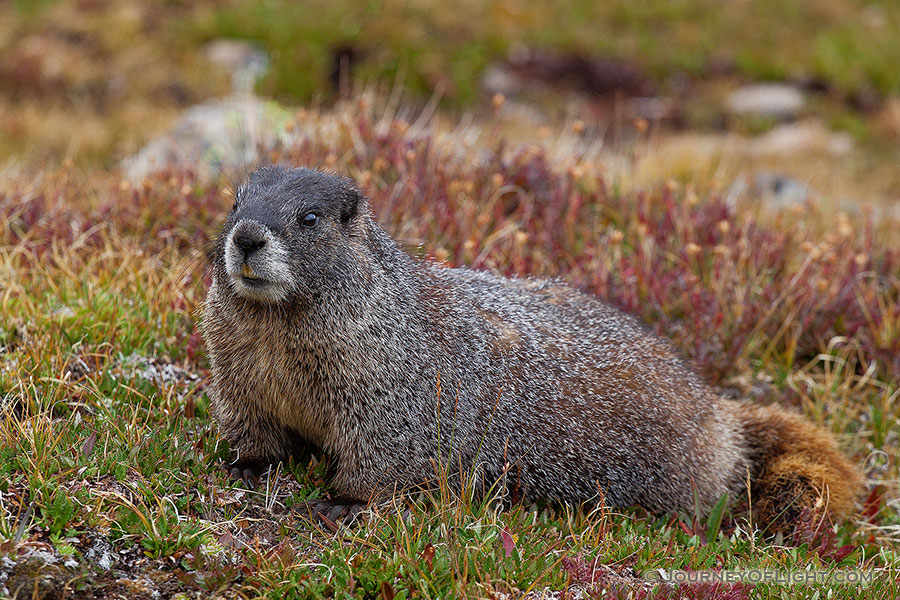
[224,460,268,489]
[228,466,259,488]
[303,498,367,530]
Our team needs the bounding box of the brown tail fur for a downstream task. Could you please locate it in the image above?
[736,402,861,532]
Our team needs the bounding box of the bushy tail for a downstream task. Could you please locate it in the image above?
[736,403,861,531]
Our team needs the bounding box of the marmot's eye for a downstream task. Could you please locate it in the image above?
[301,213,318,228]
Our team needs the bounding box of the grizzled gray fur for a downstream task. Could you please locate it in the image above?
[202,165,858,525]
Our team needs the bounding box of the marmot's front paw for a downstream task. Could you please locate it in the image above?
[224,457,271,488]
[302,497,367,530]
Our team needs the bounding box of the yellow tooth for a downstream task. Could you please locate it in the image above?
[241,264,256,279]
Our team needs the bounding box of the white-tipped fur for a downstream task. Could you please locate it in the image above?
[203,166,860,530]
[224,219,293,303]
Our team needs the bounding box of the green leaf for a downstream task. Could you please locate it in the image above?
[706,493,728,542]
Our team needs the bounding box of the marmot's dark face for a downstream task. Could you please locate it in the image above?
[213,165,364,305]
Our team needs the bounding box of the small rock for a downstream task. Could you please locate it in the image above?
[725,171,813,213]
[86,537,115,571]
[481,63,523,97]
[754,171,811,209]
[121,95,293,182]
[203,39,269,95]
[828,132,854,155]
[52,306,76,319]
[726,83,805,119]
[117,354,201,387]
[747,121,853,156]
[19,547,57,565]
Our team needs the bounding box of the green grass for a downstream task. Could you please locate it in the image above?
[3,0,900,169]
[186,0,900,104]
[1,98,898,598]
[1,1,899,597]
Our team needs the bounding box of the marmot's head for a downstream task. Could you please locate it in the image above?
[213,165,367,304]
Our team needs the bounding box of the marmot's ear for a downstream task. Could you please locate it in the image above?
[339,187,364,225]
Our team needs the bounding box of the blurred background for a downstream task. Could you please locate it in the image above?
[2,0,900,209]
[1,4,899,594]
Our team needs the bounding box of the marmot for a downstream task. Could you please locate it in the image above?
[201,165,860,530]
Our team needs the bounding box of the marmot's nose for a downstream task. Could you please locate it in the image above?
[233,231,266,256]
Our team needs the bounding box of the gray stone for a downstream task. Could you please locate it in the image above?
[203,39,269,95]
[754,171,811,209]
[481,63,523,97]
[726,83,805,119]
[725,171,812,213]
[747,121,853,156]
[121,95,293,182]
[85,537,115,571]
